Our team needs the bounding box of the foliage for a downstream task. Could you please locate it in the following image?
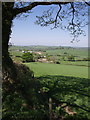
[33,53,42,62]
[36,75,90,119]
[2,61,90,119]
[35,2,89,42]
[67,55,75,61]
[3,63,40,120]
[83,57,90,61]
[55,61,60,64]
[3,69,90,120]
[22,52,34,62]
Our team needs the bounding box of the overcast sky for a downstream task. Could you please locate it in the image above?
[10,5,88,47]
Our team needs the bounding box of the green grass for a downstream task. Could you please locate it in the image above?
[46,48,88,58]
[61,61,89,67]
[24,62,88,78]
[36,75,90,119]
[10,46,89,57]
[9,45,89,78]
[10,50,23,57]
[9,46,89,62]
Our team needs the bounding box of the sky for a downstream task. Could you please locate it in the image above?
[10,4,88,47]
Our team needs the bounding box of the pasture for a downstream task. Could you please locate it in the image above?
[24,62,88,78]
[24,62,90,119]
[24,61,90,119]
[9,45,90,65]
[45,47,88,57]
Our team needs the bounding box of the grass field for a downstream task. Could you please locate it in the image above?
[61,61,89,67]
[45,48,88,57]
[24,62,90,119]
[8,46,90,119]
[24,62,89,78]
[9,45,89,65]
[9,46,89,57]
[9,46,89,78]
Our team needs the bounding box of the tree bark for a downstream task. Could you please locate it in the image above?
[2,3,14,67]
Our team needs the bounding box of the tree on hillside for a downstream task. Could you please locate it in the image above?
[2,1,90,67]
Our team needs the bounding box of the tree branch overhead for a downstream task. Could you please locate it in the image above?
[14,2,70,16]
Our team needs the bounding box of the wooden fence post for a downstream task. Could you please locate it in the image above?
[49,97,52,120]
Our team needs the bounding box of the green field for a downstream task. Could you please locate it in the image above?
[61,61,89,67]
[10,45,89,78]
[9,45,90,65]
[7,46,90,119]
[24,62,89,78]
[24,62,90,119]
[45,48,88,57]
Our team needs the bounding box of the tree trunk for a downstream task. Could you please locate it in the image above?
[2,3,14,67]
[2,3,17,79]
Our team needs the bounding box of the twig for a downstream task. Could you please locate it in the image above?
[54,4,62,28]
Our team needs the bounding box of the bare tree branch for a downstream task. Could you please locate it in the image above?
[85,2,90,6]
[71,2,75,25]
[12,2,89,42]
[14,2,70,16]
[54,4,62,28]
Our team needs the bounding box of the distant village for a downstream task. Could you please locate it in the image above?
[21,50,53,63]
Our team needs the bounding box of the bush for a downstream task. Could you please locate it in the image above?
[22,52,34,62]
[67,55,75,61]
[55,61,60,64]
[83,57,90,61]
[64,52,68,54]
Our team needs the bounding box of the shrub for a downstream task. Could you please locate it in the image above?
[64,52,67,54]
[83,57,90,61]
[22,52,34,62]
[55,61,60,64]
[67,55,75,61]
